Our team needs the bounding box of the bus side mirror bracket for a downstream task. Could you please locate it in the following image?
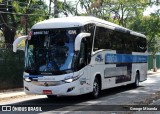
[13,35,28,52]
[75,33,91,51]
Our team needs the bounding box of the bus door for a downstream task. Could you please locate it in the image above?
[78,38,92,92]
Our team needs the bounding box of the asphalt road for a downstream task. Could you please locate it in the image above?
[1,71,160,114]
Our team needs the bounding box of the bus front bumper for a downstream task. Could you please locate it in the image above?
[24,80,86,96]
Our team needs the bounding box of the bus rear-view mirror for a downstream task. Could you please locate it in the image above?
[13,35,28,52]
[75,33,91,51]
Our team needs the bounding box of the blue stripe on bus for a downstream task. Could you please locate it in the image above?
[105,54,147,63]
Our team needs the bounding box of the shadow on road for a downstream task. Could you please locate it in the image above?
[5,85,141,112]
[12,86,137,104]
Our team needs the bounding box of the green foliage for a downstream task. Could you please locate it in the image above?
[12,0,48,34]
[0,0,49,42]
[77,0,149,27]
[129,12,160,55]
[12,1,20,12]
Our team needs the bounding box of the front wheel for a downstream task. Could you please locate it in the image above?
[91,78,100,98]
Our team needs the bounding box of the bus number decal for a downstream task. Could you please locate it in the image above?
[33,31,49,35]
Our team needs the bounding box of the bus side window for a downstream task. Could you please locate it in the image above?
[94,26,111,51]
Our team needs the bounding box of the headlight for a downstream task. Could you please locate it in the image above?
[23,72,31,82]
[64,78,74,83]
[63,74,82,83]
[24,77,31,82]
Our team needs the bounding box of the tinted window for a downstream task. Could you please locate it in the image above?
[94,26,112,51]
[93,26,147,52]
[83,24,95,53]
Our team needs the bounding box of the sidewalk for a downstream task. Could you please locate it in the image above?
[147,69,160,76]
[0,88,24,100]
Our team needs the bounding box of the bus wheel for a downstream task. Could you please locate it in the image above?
[91,77,100,98]
[131,72,140,88]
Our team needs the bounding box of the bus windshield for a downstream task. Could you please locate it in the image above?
[25,28,80,75]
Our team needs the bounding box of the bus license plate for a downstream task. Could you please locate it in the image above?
[43,90,52,95]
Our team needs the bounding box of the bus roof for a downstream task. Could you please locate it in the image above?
[31,16,146,38]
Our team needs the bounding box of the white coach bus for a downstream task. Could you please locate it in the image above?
[13,16,147,98]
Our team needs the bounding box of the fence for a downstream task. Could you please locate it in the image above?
[148,54,160,70]
[0,43,24,90]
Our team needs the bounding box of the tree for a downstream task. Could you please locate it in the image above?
[78,0,149,27]
[55,0,78,17]
[0,0,17,43]
[129,12,160,72]
[0,0,48,43]
[145,13,160,72]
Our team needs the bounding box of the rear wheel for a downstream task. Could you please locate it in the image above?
[131,72,140,88]
[91,78,100,98]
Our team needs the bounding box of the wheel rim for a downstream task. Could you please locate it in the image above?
[93,80,99,96]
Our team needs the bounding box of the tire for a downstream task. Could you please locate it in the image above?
[131,73,139,88]
[91,77,100,98]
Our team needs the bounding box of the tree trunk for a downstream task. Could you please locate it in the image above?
[54,0,59,18]
[153,54,157,72]
[3,25,16,43]
[47,0,52,19]
[0,1,16,43]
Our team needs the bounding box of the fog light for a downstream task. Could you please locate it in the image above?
[67,87,75,92]
[25,86,29,91]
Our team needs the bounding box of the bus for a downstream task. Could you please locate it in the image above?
[13,16,147,98]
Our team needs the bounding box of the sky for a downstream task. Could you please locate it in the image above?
[143,4,160,15]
